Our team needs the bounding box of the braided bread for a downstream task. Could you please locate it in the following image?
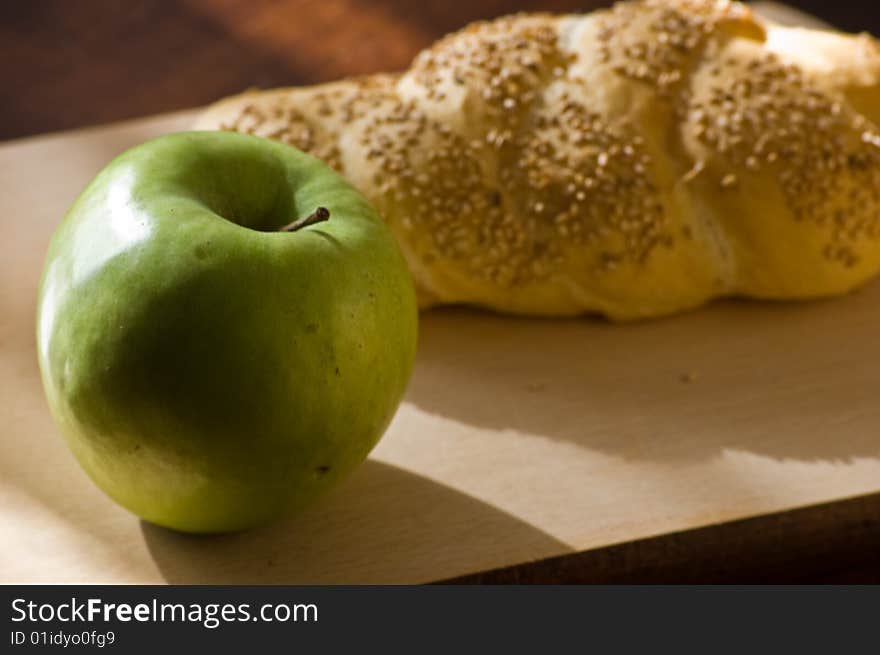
[195,0,880,319]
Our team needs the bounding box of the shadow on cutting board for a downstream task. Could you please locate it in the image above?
[407,281,880,464]
[141,459,568,584]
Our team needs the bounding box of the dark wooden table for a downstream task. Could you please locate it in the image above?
[3,0,880,583]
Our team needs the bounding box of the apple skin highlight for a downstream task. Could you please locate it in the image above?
[36,131,418,534]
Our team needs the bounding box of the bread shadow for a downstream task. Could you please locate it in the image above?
[407,284,880,464]
[141,459,568,584]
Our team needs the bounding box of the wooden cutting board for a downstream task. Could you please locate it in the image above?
[3,6,879,584]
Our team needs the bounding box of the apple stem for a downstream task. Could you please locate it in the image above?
[279,206,331,232]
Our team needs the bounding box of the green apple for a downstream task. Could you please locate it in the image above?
[36,131,417,533]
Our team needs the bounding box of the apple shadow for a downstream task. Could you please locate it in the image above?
[407,283,880,465]
[141,459,568,584]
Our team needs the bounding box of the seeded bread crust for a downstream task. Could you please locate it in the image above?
[194,0,880,320]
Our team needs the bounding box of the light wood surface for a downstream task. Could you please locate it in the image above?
[2,106,879,584]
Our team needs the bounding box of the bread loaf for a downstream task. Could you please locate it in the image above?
[195,0,880,319]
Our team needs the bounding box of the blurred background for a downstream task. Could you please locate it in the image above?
[1,0,876,140]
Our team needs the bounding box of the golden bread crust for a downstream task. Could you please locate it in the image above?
[195,0,880,319]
